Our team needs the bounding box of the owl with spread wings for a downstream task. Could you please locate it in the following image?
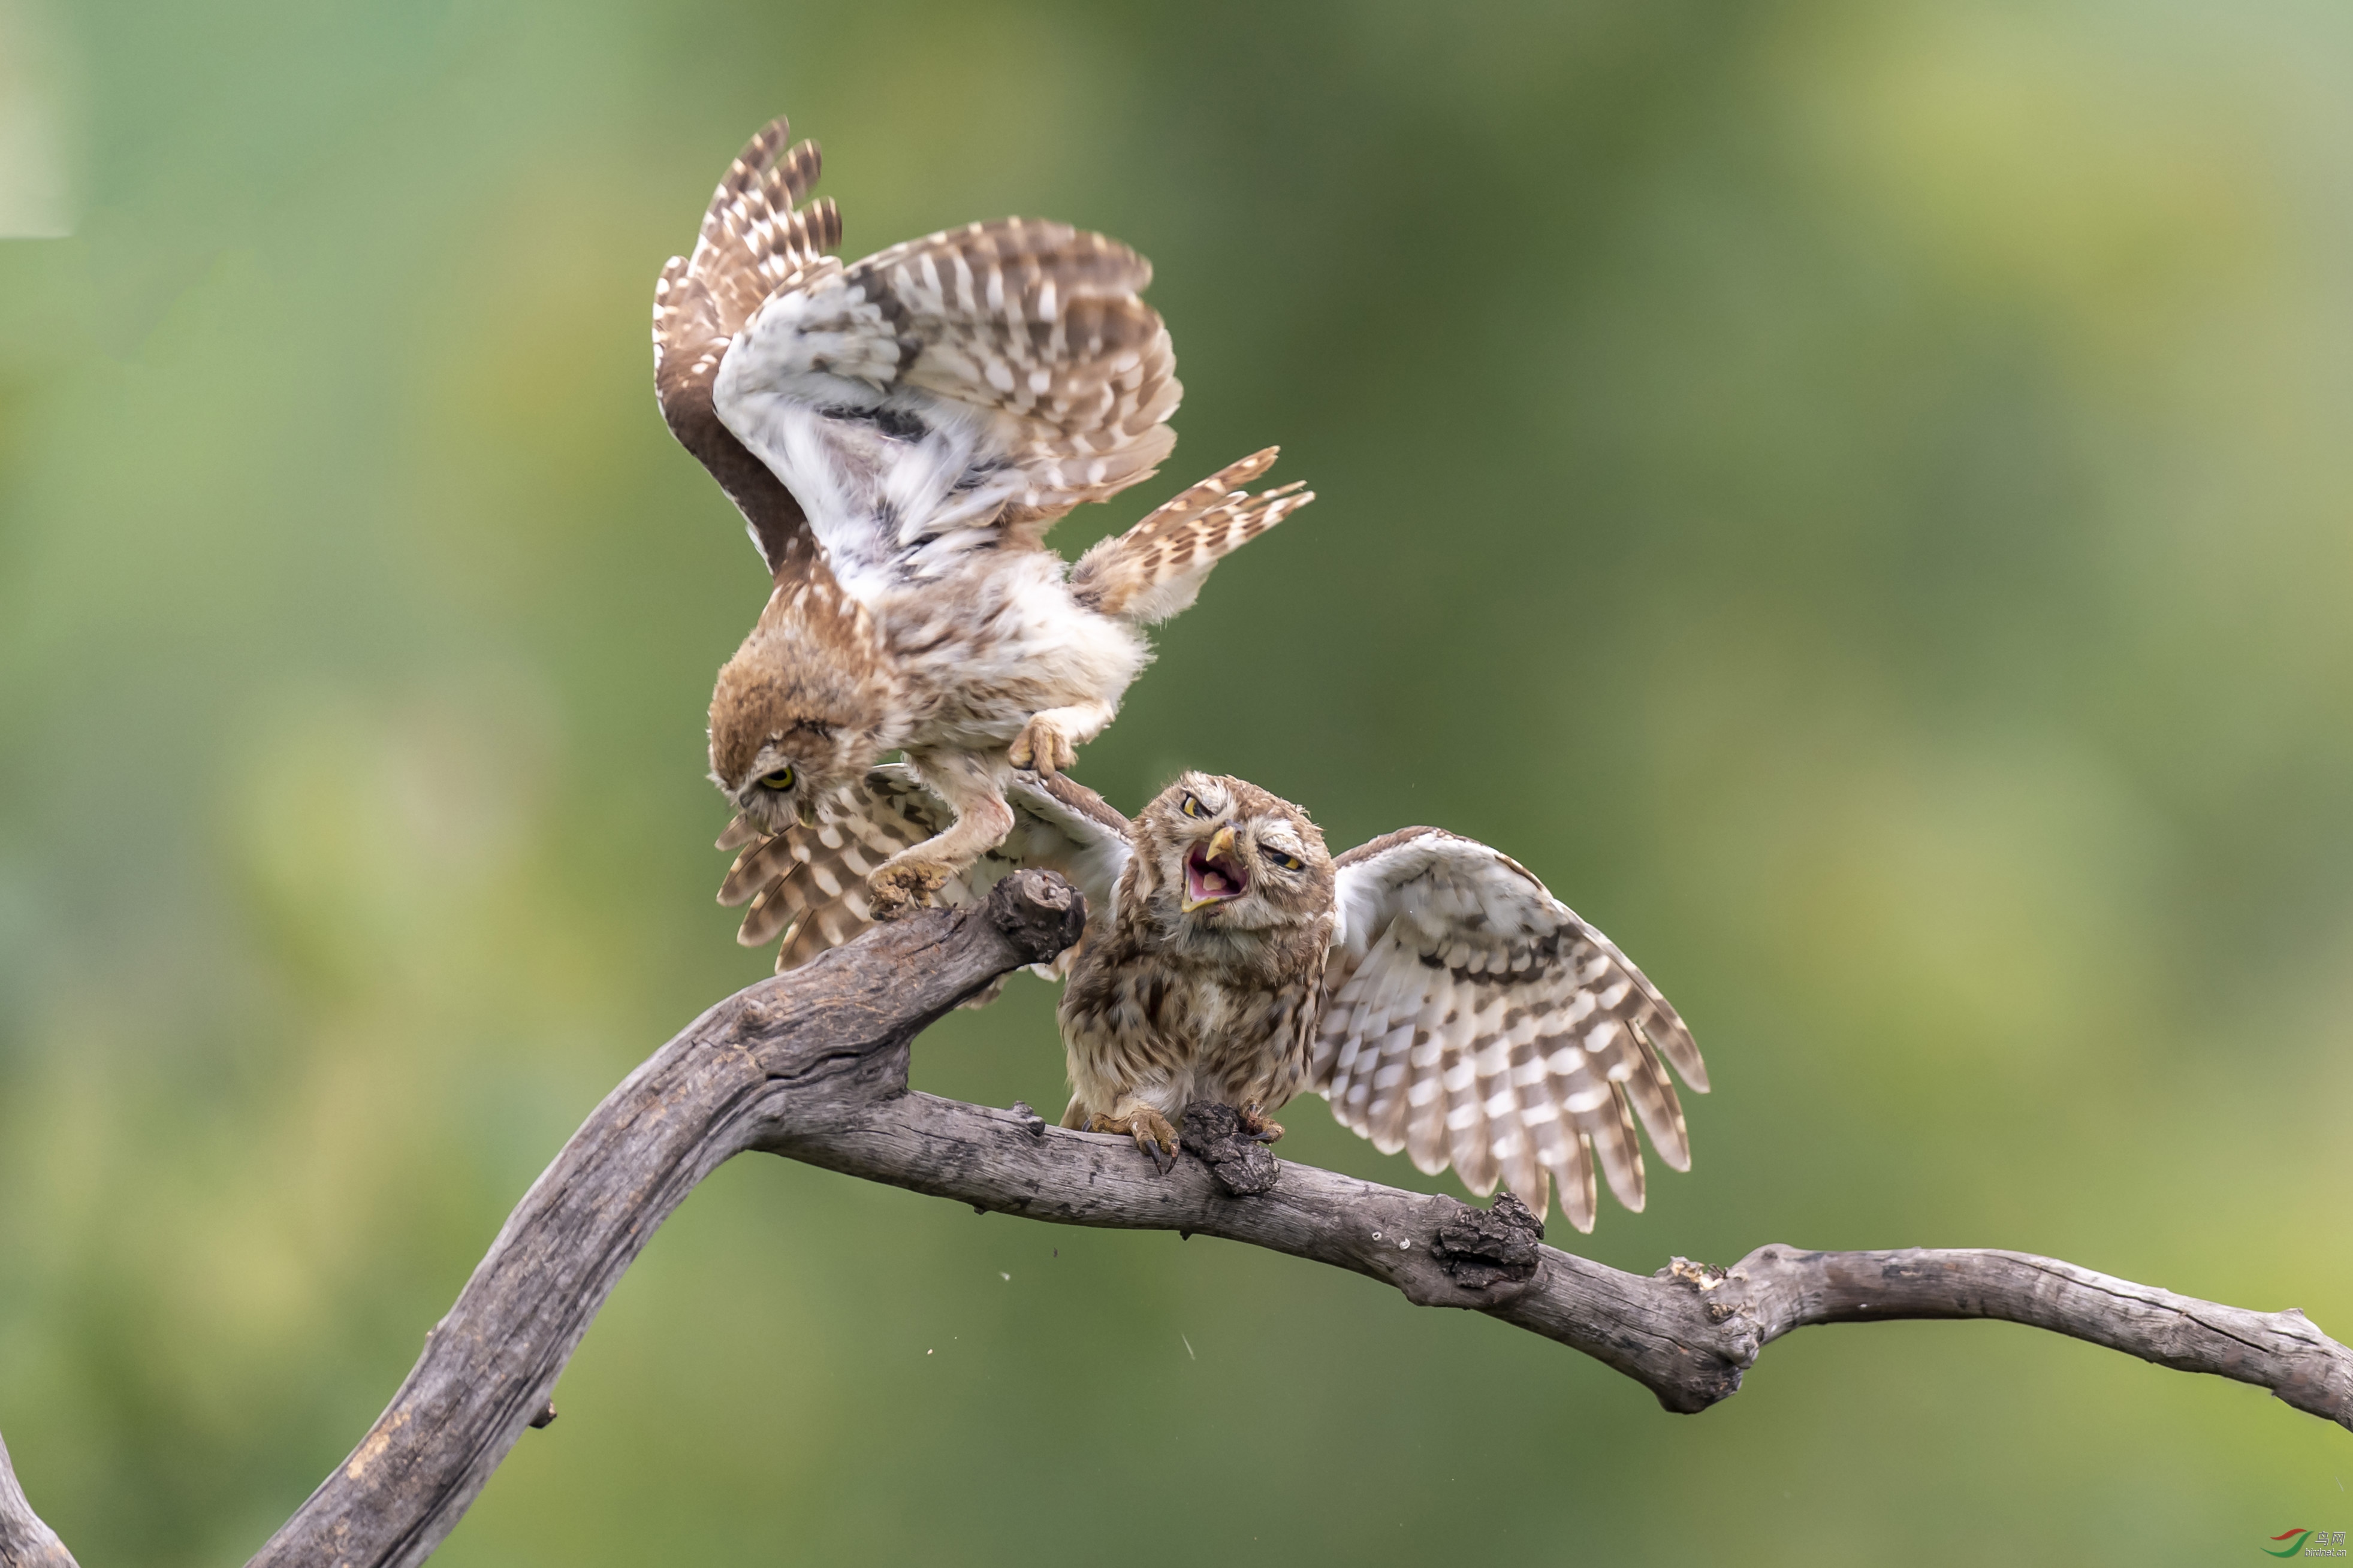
[724,769,1706,1231]
[653,116,1313,917]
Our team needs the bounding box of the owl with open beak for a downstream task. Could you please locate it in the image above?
[719,767,1707,1230]
[1056,774,1335,1162]
[1057,774,1709,1229]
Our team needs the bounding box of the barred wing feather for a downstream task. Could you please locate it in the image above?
[717,767,1131,978]
[1313,829,1706,1232]
[651,115,841,578]
[713,217,1182,581]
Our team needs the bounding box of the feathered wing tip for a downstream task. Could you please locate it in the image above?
[1069,448,1316,624]
[1314,829,1707,1231]
[1555,1136,1598,1235]
[653,114,843,576]
[663,116,840,342]
[1321,940,1690,1229]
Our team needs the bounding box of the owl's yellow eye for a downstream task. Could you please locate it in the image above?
[759,767,796,791]
[1180,794,1204,818]
[1268,851,1304,872]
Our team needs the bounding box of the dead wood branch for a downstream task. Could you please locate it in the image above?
[0,868,2342,1567]
[0,1430,77,1568]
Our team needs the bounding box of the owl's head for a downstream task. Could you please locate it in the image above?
[1136,772,1332,933]
[708,582,900,834]
[708,717,873,835]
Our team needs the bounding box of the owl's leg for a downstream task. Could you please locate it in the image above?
[1007,701,1115,778]
[1085,1100,1179,1176]
[867,750,1016,920]
[1238,1102,1286,1144]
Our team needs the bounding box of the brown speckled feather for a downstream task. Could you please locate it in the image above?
[846,219,1181,530]
[1058,775,1333,1133]
[652,115,841,579]
[719,768,1130,975]
[1072,448,1316,624]
[1314,828,1706,1231]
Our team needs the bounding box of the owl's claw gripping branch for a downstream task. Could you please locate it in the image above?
[1236,1102,1284,1143]
[7,868,2341,1568]
[1084,1106,1180,1174]
[864,860,949,921]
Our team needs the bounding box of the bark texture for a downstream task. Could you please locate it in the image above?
[0,869,2343,1566]
[0,1430,77,1568]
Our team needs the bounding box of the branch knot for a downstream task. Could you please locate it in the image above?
[984,870,1085,966]
[1180,1103,1280,1196]
[1428,1191,1545,1292]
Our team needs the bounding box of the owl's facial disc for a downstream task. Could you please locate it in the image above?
[1181,824,1248,913]
[729,744,825,832]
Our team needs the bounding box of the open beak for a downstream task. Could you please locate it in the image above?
[1181,824,1248,913]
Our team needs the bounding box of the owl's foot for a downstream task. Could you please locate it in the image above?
[1238,1102,1286,1144]
[1088,1107,1179,1175]
[866,862,948,921]
[1007,714,1078,777]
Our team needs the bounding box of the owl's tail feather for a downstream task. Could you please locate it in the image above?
[1069,448,1315,626]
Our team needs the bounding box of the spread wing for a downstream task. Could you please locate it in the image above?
[653,116,843,579]
[1311,829,1707,1232]
[716,768,1132,978]
[711,210,1182,585]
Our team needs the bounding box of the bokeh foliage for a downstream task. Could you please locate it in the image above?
[2,0,2351,1561]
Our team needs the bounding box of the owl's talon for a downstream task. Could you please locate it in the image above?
[1136,1108,1181,1173]
[1008,715,1077,777]
[1084,1107,1179,1174]
[867,863,948,921]
[1239,1103,1286,1144]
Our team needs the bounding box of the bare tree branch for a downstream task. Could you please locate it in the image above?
[0,869,2343,1566]
[0,1428,78,1568]
[239,869,1087,1567]
[774,1089,2353,1428]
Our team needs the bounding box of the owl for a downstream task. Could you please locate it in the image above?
[1057,774,1335,1162]
[653,115,1313,919]
[731,769,1707,1231]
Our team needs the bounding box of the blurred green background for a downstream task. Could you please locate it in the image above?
[3,0,2350,1561]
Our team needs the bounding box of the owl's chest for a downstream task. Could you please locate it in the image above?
[860,559,1147,743]
[1150,968,1260,1044]
[1099,939,1317,1055]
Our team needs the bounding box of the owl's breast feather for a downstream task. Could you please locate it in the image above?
[876,558,1147,748]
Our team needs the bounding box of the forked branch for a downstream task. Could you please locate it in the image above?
[0,871,2343,1568]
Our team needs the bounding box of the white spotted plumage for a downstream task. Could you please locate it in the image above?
[1314,827,1706,1232]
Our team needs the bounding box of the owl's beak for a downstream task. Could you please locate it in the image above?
[797,800,818,829]
[1181,824,1247,913]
